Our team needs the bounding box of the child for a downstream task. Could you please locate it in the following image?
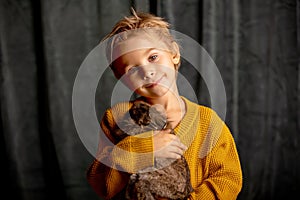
[87,9,243,200]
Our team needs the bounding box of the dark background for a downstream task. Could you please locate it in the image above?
[1,0,299,199]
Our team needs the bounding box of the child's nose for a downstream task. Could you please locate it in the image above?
[143,71,155,80]
[140,67,155,80]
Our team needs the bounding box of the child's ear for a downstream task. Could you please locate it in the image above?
[172,54,180,65]
[171,42,180,65]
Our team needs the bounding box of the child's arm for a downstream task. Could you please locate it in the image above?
[86,149,129,199]
[190,116,243,199]
[86,106,155,199]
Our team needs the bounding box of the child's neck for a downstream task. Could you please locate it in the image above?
[145,91,181,109]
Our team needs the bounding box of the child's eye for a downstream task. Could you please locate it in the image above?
[148,54,158,62]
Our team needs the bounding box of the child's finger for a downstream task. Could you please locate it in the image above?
[171,141,188,153]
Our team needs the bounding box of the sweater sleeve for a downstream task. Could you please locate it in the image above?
[190,111,243,200]
[86,106,155,199]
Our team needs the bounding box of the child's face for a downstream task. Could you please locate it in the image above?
[113,46,180,99]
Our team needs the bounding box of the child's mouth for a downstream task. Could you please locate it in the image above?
[144,76,163,88]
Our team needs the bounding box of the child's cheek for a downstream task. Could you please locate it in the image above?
[124,77,142,91]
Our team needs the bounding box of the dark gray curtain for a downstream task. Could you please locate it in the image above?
[1,0,299,199]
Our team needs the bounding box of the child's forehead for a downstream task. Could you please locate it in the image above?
[113,37,169,59]
[110,28,171,62]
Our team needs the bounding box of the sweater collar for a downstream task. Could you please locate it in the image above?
[174,96,200,145]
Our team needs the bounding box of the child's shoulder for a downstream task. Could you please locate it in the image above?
[182,96,223,123]
[107,101,133,116]
[110,101,133,110]
[182,96,213,113]
[198,105,218,118]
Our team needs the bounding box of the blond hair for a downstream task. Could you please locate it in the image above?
[104,8,180,77]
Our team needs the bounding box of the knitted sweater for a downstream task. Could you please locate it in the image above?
[86,97,243,199]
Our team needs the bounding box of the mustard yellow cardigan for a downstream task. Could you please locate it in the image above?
[87,97,243,199]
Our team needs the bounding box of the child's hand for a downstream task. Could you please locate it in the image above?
[153,129,187,159]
